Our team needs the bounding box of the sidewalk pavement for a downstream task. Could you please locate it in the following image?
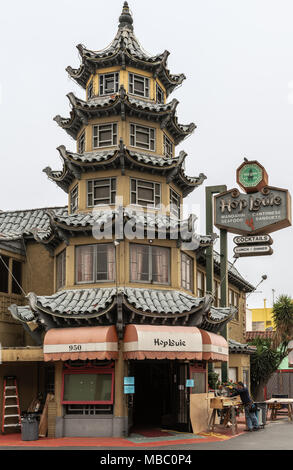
[0,415,250,448]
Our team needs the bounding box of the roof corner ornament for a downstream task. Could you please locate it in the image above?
[26,292,38,312]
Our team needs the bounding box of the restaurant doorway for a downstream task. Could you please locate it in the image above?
[130,360,190,432]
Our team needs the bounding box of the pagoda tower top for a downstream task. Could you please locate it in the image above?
[66,2,186,96]
[118,2,133,30]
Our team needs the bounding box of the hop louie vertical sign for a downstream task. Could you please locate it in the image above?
[214,160,291,257]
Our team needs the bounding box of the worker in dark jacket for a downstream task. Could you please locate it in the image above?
[231,381,260,432]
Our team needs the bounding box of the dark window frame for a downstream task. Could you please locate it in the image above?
[99,72,119,96]
[0,255,23,296]
[70,184,79,213]
[129,72,150,98]
[75,244,116,284]
[181,252,194,293]
[130,123,156,151]
[130,178,161,208]
[56,250,66,290]
[163,133,174,158]
[92,123,118,148]
[78,130,85,154]
[129,244,170,285]
[170,188,181,218]
[87,79,94,100]
[0,255,9,293]
[87,178,116,207]
[197,270,205,297]
[156,83,165,104]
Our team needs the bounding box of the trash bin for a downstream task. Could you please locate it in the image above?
[21,413,39,441]
[255,402,268,426]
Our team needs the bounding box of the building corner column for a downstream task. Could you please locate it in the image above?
[113,340,128,437]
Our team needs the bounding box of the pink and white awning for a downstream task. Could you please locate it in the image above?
[43,326,118,361]
[123,325,203,360]
[200,329,229,362]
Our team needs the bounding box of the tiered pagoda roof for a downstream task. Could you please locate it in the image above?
[0,206,216,254]
[53,88,196,144]
[9,287,238,339]
[43,144,206,197]
[66,2,185,96]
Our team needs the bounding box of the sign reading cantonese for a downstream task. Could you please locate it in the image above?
[214,186,291,235]
[214,159,291,258]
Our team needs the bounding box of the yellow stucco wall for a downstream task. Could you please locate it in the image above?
[251,306,274,329]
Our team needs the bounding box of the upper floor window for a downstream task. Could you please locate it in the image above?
[181,253,194,292]
[156,83,164,104]
[0,255,22,295]
[229,289,239,321]
[197,270,205,297]
[130,244,170,285]
[87,79,94,100]
[56,250,66,290]
[93,123,117,148]
[130,123,155,151]
[78,131,85,154]
[163,134,174,158]
[129,73,149,98]
[170,188,181,218]
[76,244,115,284]
[130,178,161,208]
[99,72,119,96]
[70,184,79,213]
[87,178,116,207]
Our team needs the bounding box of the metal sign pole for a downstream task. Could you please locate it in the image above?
[205,186,228,384]
[220,228,228,383]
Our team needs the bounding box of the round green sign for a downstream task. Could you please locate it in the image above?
[238,163,263,188]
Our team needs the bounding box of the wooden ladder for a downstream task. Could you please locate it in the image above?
[1,376,21,433]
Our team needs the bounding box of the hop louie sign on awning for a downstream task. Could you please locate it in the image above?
[214,160,291,258]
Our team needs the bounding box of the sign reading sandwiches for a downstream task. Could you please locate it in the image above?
[214,186,291,235]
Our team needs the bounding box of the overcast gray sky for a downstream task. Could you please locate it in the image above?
[1,0,292,309]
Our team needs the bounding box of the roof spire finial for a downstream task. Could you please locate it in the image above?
[119,2,133,31]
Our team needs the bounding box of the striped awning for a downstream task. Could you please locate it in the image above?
[123,325,203,360]
[200,329,229,362]
[43,326,118,361]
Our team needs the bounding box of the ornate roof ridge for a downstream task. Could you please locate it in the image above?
[43,145,205,197]
[9,287,235,333]
[65,4,185,95]
[54,88,196,144]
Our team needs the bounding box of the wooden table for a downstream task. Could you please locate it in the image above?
[208,397,242,435]
[265,398,293,422]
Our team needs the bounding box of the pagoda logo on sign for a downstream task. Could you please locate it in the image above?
[213,160,291,258]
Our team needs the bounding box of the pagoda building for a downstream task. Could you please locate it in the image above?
[0,3,255,438]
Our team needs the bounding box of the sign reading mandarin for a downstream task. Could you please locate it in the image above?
[214,186,291,235]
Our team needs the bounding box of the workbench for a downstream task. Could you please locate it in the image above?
[208,397,242,435]
[265,398,293,422]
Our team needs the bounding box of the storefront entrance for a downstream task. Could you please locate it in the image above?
[129,360,191,432]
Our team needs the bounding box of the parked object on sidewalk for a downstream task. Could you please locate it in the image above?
[1,376,21,434]
[38,393,54,437]
[266,398,293,421]
[21,413,39,441]
[254,402,268,427]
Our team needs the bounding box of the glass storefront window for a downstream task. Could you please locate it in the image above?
[62,371,114,404]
